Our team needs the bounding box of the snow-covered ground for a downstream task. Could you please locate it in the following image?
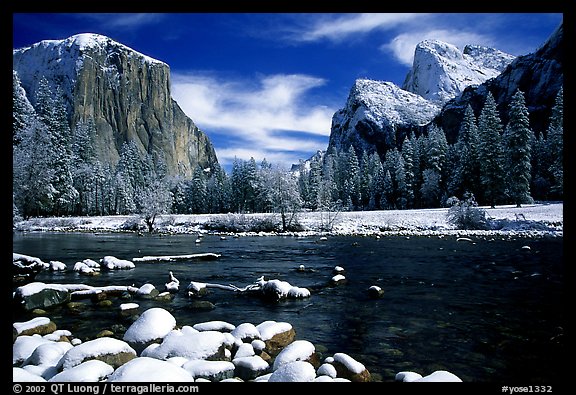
[14,202,563,238]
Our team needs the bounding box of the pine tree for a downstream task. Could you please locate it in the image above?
[450,105,480,197]
[504,90,534,207]
[13,118,57,218]
[13,71,36,145]
[344,146,361,210]
[401,135,416,208]
[546,87,563,197]
[188,166,208,214]
[477,92,506,208]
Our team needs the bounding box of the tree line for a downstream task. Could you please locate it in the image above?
[13,72,563,224]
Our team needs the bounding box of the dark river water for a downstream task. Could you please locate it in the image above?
[12,232,565,383]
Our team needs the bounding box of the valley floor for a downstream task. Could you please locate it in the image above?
[14,202,563,238]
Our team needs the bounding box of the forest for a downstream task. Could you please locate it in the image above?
[13,73,563,223]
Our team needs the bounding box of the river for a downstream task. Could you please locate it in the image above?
[12,232,565,382]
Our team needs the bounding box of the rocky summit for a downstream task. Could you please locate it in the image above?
[402,39,515,104]
[327,23,562,157]
[12,33,218,177]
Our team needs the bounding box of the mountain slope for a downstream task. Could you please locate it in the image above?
[402,40,515,104]
[434,23,563,143]
[13,33,218,177]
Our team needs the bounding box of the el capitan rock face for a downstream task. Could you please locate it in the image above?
[12,33,218,177]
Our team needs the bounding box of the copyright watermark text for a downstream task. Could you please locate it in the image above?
[13,384,200,395]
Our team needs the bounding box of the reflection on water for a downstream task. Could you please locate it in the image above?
[13,232,564,382]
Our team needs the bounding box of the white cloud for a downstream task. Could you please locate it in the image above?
[381,29,491,66]
[171,72,336,167]
[75,13,165,30]
[295,13,426,42]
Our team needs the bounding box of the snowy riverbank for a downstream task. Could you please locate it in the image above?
[14,202,563,238]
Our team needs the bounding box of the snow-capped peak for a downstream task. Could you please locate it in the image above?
[14,33,166,67]
[402,39,515,104]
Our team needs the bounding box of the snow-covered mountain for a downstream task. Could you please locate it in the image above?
[13,33,218,177]
[402,40,515,104]
[326,25,561,159]
[328,79,440,155]
[436,23,563,143]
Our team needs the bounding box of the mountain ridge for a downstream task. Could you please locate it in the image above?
[13,32,218,178]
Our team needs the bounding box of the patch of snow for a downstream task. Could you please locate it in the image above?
[48,359,114,382]
[143,328,226,360]
[181,360,235,379]
[120,303,139,311]
[231,323,261,341]
[333,352,366,374]
[268,360,316,382]
[193,321,235,332]
[414,370,463,382]
[57,338,136,370]
[13,367,47,382]
[123,308,176,345]
[317,363,337,378]
[13,335,53,365]
[13,317,51,335]
[272,340,315,370]
[107,357,194,382]
[101,256,135,270]
[256,321,292,341]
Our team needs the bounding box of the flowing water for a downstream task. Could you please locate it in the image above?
[12,232,565,382]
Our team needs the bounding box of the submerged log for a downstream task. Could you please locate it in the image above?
[132,253,221,263]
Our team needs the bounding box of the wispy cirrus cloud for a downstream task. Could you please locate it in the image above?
[293,13,426,42]
[72,13,165,30]
[171,72,336,167]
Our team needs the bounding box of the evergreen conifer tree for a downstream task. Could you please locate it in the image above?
[477,92,506,208]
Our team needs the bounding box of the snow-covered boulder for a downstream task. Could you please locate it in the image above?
[22,341,73,368]
[317,363,337,378]
[233,343,255,359]
[232,355,270,381]
[272,340,317,371]
[164,271,180,293]
[13,367,47,382]
[73,261,100,275]
[367,285,385,298]
[142,327,228,361]
[182,360,236,381]
[100,256,135,270]
[48,261,67,271]
[193,321,235,333]
[231,323,261,342]
[14,317,56,337]
[107,357,194,382]
[395,371,424,382]
[413,370,463,382]
[332,352,371,382]
[256,321,295,356]
[13,335,53,366]
[48,360,114,382]
[14,282,70,311]
[57,337,136,370]
[135,283,158,299]
[268,360,317,382]
[123,308,177,352]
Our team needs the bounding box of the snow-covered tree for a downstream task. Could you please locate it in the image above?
[13,71,35,145]
[449,105,480,198]
[188,166,208,214]
[13,118,56,218]
[138,179,173,232]
[546,87,563,197]
[503,90,534,207]
[35,80,79,215]
[477,92,506,208]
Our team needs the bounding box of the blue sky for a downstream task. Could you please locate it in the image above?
[12,13,563,169]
